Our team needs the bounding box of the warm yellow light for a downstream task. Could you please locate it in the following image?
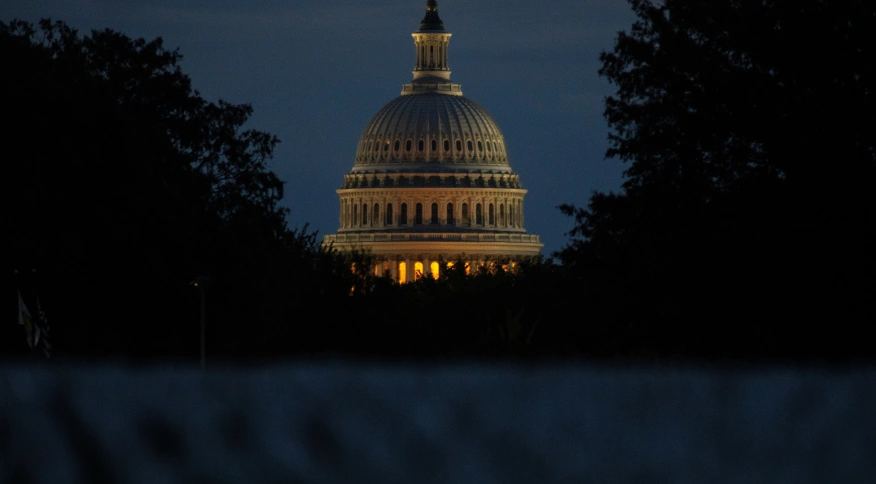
[465,262,470,275]
[414,262,424,279]
[446,261,454,269]
[430,261,439,280]
[399,262,407,284]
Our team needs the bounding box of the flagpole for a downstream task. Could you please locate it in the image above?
[28,269,51,359]
[199,282,205,369]
[191,276,208,369]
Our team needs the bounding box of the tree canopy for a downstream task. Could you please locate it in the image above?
[559,0,876,359]
[2,19,342,359]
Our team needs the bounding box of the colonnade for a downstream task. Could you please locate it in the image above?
[414,34,450,71]
[340,196,524,230]
[357,135,506,164]
[415,40,449,70]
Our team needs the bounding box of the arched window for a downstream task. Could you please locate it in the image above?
[447,203,454,225]
[444,139,450,151]
[493,141,498,152]
[431,139,437,151]
[415,203,423,225]
[431,203,439,224]
[414,262,424,280]
[373,203,380,226]
[418,140,424,152]
[362,204,368,225]
[430,261,440,280]
[509,204,515,227]
[406,140,412,152]
[467,140,473,151]
[386,203,394,225]
[400,203,408,226]
[477,140,483,152]
[462,203,469,224]
[394,140,400,151]
[486,140,492,152]
[476,203,483,225]
[398,261,407,284]
[353,204,358,226]
[384,140,390,151]
[489,204,495,225]
[500,204,505,225]
[456,140,462,151]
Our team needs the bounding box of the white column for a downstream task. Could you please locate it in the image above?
[519,199,524,228]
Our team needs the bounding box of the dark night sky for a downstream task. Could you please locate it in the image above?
[2,0,636,255]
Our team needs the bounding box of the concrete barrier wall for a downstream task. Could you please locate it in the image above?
[2,364,874,483]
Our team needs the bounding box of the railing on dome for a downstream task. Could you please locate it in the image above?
[401,83,463,94]
[324,233,542,244]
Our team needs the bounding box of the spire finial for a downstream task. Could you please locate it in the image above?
[419,0,445,32]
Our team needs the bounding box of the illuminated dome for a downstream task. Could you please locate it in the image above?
[354,92,510,169]
[324,0,542,282]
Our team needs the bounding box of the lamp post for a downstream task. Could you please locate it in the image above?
[190,276,209,369]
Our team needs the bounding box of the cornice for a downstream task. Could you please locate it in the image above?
[337,188,528,198]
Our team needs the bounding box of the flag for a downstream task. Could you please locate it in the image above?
[35,299,51,358]
[18,290,40,349]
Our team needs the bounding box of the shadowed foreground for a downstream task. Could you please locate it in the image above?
[2,364,874,483]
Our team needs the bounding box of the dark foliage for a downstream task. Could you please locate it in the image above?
[2,19,346,360]
[559,0,876,361]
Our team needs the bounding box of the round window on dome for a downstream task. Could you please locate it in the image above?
[456,140,462,151]
[431,140,437,151]
[384,140,390,151]
[394,140,400,151]
[444,140,450,151]
[418,140,424,152]
[467,140,473,151]
[477,140,483,152]
[406,140,412,152]
[486,141,492,152]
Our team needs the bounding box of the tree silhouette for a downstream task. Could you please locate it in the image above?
[1,19,340,359]
[559,0,876,360]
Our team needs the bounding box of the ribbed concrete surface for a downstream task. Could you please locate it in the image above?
[2,364,874,483]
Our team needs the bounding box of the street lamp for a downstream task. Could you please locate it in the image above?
[190,276,210,369]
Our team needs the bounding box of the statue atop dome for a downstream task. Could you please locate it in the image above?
[419,0,445,32]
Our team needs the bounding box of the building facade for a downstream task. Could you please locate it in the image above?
[323,0,542,282]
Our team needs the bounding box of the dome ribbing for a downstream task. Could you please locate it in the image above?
[354,93,509,169]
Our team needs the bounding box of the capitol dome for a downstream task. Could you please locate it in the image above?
[324,0,542,282]
[354,92,511,169]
